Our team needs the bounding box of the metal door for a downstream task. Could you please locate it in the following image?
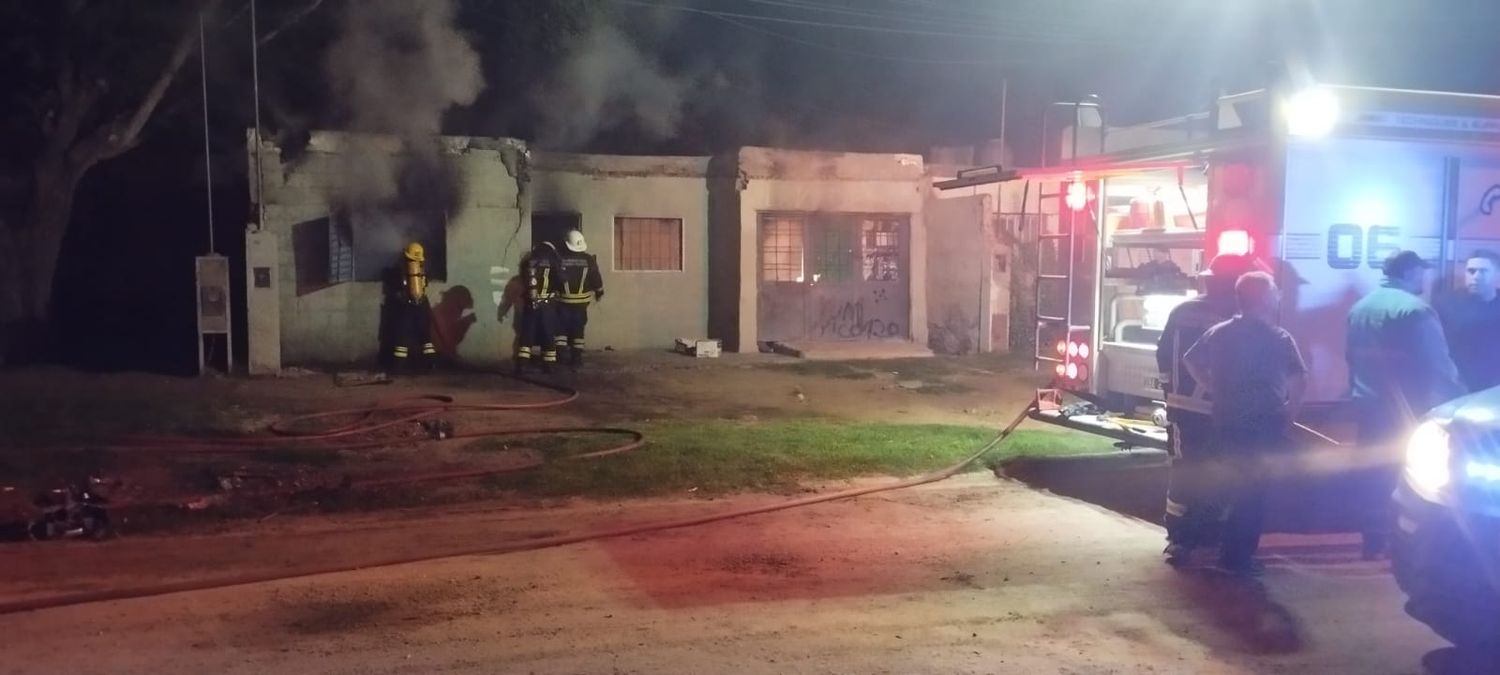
[757,214,808,343]
[757,213,910,343]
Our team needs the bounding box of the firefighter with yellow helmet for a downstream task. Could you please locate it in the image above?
[390,241,438,371]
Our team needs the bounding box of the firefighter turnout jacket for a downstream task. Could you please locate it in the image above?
[1156,297,1230,416]
[559,251,604,305]
[523,245,563,307]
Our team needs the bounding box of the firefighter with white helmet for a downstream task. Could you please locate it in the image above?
[1156,252,1253,564]
[389,241,437,372]
[557,229,604,369]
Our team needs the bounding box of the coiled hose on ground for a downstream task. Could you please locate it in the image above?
[0,376,1035,615]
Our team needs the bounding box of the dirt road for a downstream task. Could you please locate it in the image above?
[0,474,1442,674]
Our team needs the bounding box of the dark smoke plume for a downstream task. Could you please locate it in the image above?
[322,0,482,216]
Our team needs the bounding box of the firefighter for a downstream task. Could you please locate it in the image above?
[390,241,437,372]
[557,229,604,369]
[514,240,565,374]
[1156,253,1252,565]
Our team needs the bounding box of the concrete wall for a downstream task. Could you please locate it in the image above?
[250,131,526,366]
[706,156,745,351]
[244,229,280,374]
[726,147,929,351]
[925,194,993,355]
[529,153,710,351]
[928,169,1033,355]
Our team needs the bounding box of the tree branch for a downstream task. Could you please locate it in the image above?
[258,0,327,46]
[71,0,224,167]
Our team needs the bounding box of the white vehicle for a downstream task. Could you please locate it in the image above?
[940,83,1500,447]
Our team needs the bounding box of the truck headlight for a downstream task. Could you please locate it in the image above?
[1405,420,1451,498]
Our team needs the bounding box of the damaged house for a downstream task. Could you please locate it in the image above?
[244,131,1010,373]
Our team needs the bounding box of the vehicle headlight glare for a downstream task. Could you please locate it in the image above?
[1405,420,1451,496]
[1284,87,1340,138]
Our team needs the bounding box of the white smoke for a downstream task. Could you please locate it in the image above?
[530,20,691,149]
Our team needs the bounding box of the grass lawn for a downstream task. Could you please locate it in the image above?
[474,419,1117,498]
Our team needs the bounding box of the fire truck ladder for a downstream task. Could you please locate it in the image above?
[1029,183,1090,375]
[1031,99,1105,378]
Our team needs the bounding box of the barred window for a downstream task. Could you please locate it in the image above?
[329,212,354,284]
[861,218,902,281]
[614,217,683,271]
[293,211,446,294]
[813,222,856,282]
[760,215,806,282]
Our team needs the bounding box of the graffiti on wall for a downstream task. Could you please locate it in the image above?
[813,296,903,340]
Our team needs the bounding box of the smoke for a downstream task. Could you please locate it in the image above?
[322,0,482,213]
[530,19,694,150]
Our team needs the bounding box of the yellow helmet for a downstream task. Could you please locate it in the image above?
[403,242,425,262]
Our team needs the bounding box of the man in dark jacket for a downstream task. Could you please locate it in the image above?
[1346,249,1466,558]
[1435,249,1500,393]
[1156,253,1253,564]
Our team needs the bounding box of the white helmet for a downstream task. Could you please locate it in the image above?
[564,229,587,253]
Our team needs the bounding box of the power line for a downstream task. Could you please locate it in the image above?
[737,0,1106,37]
[708,14,1034,65]
[605,0,1123,45]
[733,0,1022,31]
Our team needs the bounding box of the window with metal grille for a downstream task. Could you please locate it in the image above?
[614,217,683,271]
[861,218,902,281]
[330,209,447,283]
[759,215,805,282]
[813,222,856,282]
[329,212,355,284]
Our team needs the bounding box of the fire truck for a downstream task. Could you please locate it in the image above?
[940,82,1500,448]
[941,82,1500,651]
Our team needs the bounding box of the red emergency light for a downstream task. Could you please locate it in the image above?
[1217,229,1254,257]
[1052,339,1092,384]
[1065,182,1093,211]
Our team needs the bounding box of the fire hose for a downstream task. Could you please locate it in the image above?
[0,383,1038,616]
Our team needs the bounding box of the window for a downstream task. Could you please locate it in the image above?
[614,217,683,271]
[813,222,856,282]
[861,218,902,281]
[329,213,354,284]
[760,215,805,282]
[338,209,447,282]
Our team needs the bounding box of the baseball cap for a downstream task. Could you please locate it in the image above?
[1199,253,1253,278]
[1381,250,1431,278]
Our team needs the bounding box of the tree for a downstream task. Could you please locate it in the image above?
[0,0,321,363]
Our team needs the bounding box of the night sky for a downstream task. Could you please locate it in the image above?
[20,0,1500,373]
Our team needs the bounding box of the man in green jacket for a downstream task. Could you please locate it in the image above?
[1346,249,1466,558]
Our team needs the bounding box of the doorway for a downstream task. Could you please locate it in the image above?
[531,212,580,252]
